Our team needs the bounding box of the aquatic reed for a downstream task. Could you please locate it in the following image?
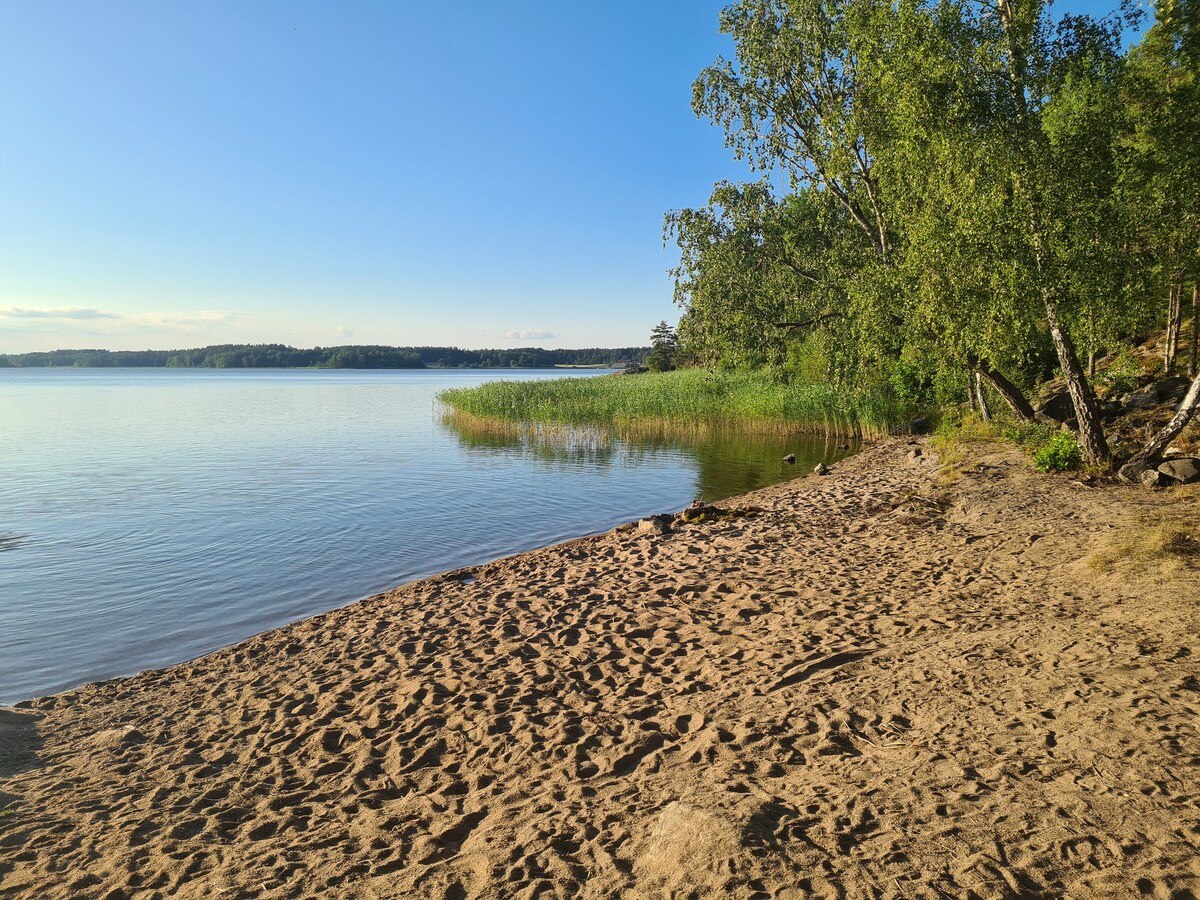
[438,369,905,437]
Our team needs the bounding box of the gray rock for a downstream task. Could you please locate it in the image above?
[782,453,796,464]
[1039,390,1075,422]
[813,462,830,475]
[638,514,673,535]
[1158,457,1200,485]
[1125,385,1160,411]
[1118,459,1154,484]
[1140,467,1166,488]
[1156,376,1192,402]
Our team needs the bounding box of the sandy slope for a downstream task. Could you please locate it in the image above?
[1,440,1197,899]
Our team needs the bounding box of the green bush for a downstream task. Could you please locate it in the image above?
[1032,432,1083,472]
[1094,349,1146,395]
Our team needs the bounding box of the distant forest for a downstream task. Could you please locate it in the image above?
[0,344,651,370]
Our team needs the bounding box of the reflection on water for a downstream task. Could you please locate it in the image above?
[441,412,858,503]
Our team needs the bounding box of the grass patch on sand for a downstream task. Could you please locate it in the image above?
[930,413,1096,482]
[1088,519,1200,576]
[438,369,906,438]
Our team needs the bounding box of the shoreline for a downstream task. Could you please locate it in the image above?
[2,439,1197,897]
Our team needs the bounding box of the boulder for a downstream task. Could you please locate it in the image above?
[1156,376,1192,402]
[1039,390,1075,423]
[813,462,830,475]
[1118,459,1156,484]
[1124,385,1160,411]
[1158,457,1200,485]
[782,453,796,464]
[1140,468,1166,488]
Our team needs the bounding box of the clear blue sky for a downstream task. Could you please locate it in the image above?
[0,0,1138,352]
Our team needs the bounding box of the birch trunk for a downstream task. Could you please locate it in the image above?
[1138,371,1200,461]
[1044,293,1110,463]
[1190,283,1198,379]
[974,372,992,422]
[969,355,1036,423]
[1165,283,1182,375]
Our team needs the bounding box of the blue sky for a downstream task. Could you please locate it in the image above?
[0,0,1139,352]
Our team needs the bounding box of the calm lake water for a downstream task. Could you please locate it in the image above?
[0,368,854,705]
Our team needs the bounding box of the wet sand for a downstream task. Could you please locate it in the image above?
[1,440,1198,898]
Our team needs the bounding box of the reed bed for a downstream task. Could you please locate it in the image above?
[438,369,905,438]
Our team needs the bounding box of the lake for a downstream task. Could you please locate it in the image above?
[0,367,854,705]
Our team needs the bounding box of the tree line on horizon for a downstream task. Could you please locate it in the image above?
[665,0,1198,464]
[0,344,651,370]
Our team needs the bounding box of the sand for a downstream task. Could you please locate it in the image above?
[1,439,1198,899]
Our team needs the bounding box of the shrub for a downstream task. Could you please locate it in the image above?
[1094,348,1146,396]
[1032,432,1083,472]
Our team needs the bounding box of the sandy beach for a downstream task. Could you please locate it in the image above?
[1,439,1197,899]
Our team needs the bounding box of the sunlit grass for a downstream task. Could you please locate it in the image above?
[1088,519,1200,576]
[438,369,906,437]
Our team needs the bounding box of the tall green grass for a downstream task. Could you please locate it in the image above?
[438,369,907,437]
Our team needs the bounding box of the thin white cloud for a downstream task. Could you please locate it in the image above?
[124,310,239,329]
[503,328,555,340]
[1,306,121,320]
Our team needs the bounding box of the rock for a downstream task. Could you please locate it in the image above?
[1125,385,1160,411]
[677,505,721,524]
[907,448,923,460]
[1158,457,1200,485]
[1039,390,1075,423]
[782,453,796,464]
[1118,459,1154,484]
[813,462,830,475]
[1156,376,1192,402]
[638,514,673,535]
[1140,468,1166,488]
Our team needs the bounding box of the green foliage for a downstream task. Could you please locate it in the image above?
[667,0,1198,466]
[439,369,909,437]
[1032,432,1085,472]
[647,321,679,371]
[1093,348,1149,395]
